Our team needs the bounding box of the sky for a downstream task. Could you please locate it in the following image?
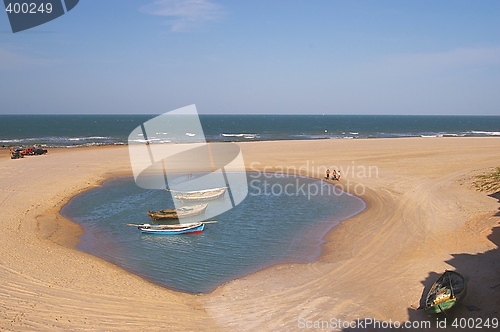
[1,0,499,115]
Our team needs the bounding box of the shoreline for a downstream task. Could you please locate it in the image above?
[36,146,134,249]
[1,138,500,330]
[3,131,500,150]
[61,171,367,295]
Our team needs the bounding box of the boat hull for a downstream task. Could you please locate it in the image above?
[138,223,205,235]
[147,203,208,220]
[146,210,177,219]
[172,187,227,202]
[425,270,467,314]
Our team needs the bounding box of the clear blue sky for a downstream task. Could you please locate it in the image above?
[1,0,499,114]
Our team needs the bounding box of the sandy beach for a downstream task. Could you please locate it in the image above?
[1,137,500,331]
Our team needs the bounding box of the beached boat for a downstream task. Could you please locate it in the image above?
[170,187,227,202]
[138,222,204,235]
[425,270,467,314]
[146,203,208,220]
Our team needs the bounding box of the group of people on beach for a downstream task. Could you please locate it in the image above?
[325,168,341,181]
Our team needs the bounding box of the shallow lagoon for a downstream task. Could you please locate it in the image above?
[62,173,365,294]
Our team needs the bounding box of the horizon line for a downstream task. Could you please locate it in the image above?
[1,113,500,116]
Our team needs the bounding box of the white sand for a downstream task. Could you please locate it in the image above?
[1,138,499,331]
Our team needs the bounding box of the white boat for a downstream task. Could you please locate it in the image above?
[170,187,227,202]
[138,222,204,235]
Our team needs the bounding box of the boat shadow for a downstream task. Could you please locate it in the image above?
[406,190,500,329]
[342,228,500,331]
[490,191,500,217]
[341,191,500,331]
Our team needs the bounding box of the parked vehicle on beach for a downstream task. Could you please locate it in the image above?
[10,146,48,159]
[10,150,23,159]
[32,147,48,155]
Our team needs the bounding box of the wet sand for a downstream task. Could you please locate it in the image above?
[1,138,499,331]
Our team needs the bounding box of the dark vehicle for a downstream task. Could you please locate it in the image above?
[10,151,23,159]
[33,148,48,155]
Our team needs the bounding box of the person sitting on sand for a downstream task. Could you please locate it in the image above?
[337,170,341,181]
[332,170,337,180]
[325,168,330,179]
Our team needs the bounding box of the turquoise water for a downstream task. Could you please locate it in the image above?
[2,114,500,147]
[61,174,365,294]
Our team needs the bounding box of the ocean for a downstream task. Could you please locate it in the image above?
[1,114,500,147]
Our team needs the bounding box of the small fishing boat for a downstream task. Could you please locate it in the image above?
[425,270,467,314]
[138,222,204,235]
[171,187,227,202]
[147,203,208,220]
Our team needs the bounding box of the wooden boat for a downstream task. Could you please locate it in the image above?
[146,203,208,220]
[425,270,467,314]
[138,222,204,235]
[170,187,227,202]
